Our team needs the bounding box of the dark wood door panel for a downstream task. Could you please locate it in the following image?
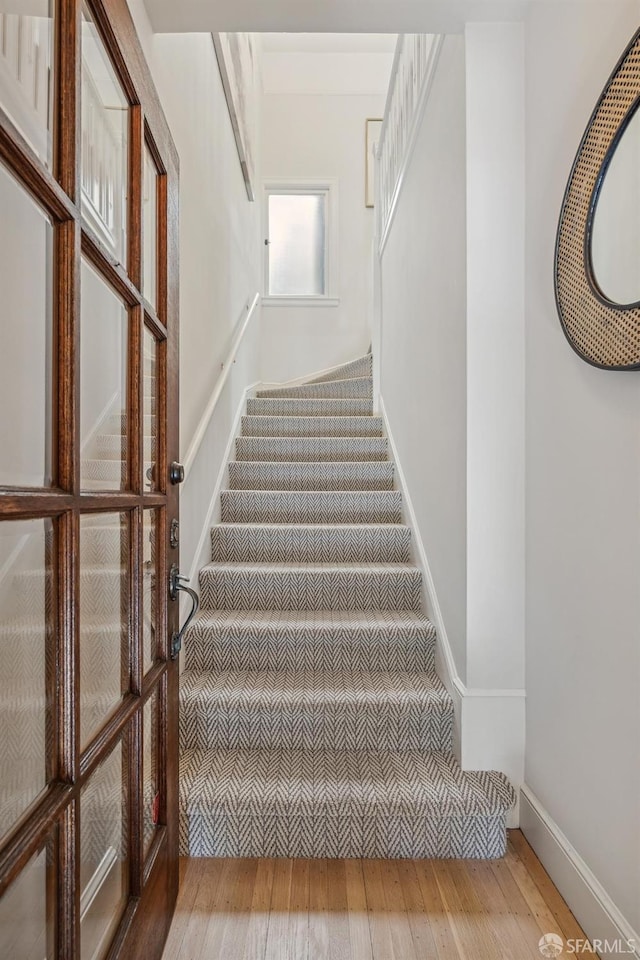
[0,0,179,957]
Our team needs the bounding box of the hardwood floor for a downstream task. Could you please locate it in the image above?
[162,830,587,960]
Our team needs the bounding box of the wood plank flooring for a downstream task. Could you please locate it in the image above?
[162,830,587,960]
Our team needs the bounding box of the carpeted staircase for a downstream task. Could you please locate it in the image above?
[179,354,515,859]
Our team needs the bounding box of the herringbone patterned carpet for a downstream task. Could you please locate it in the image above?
[180,354,515,858]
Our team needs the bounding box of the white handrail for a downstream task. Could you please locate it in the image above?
[183,292,260,478]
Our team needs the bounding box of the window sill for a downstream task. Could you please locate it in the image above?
[262,296,340,308]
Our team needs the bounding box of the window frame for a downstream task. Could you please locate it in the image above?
[262,178,339,307]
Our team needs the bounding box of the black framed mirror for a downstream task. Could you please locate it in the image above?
[555,27,640,370]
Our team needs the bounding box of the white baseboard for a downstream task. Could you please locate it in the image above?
[521,786,639,958]
[379,394,525,827]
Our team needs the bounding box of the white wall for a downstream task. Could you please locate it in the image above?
[465,22,525,693]
[260,50,391,382]
[380,35,468,676]
[523,0,640,939]
[131,1,262,453]
[130,0,263,578]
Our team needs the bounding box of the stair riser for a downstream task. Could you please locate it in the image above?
[235,436,388,462]
[199,568,422,611]
[241,416,383,438]
[256,378,373,400]
[180,705,452,753]
[220,491,403,524]
[180,812,509,859]
[184,631,435,673]
[210,525,411,563]
[227,461,395,492]
[247,398,373,417]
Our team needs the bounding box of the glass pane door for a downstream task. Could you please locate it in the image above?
[0,2,179,958]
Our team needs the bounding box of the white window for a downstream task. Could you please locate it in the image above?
[263,181,338,306]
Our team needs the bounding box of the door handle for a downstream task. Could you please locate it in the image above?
[169,461,185,485]
[168,564,199,659]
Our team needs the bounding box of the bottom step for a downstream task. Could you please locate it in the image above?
[180,748,515,859]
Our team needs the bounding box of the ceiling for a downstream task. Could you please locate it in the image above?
[142,0,529,34]
[261,33,398,54]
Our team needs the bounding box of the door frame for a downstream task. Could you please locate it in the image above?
[0,1,180,957]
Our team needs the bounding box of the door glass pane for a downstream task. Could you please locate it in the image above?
[0,161,53,488]
[142,509,158,673]
[0,518,52,840]
[0,830,56,959]
[81,259,128,491]
[80,742,128,960]
[143,328,157,491]
[143,144,158,308]
[142,691,159,857]
[0,2,55,168]
[268,192,326,296]
[81,3,128,263]
[80,513,128,748]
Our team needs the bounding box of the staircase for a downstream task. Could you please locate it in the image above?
[179,354,515,859]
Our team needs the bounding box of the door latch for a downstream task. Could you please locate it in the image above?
[170,518,179,549]
[168,564,199,659]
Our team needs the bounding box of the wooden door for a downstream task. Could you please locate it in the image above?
[0,1,180,958]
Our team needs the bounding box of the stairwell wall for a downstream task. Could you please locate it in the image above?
[259,51,391,382]
[523,0,640,939]
[379,34,468,681]
[127,0,263,580]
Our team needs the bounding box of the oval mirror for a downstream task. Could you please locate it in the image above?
[590,104,640,306]
[555,27,640,369]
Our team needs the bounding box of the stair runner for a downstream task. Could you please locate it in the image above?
[180,354,515,859]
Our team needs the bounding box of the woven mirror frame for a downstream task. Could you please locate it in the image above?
[555,27,640,370]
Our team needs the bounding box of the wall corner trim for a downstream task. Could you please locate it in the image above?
[520,786,640,955]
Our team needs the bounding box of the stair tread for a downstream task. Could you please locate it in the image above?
[181,668,451,705]
[180,747,515,816]
[186,608,434,631]
[213,522,409,532]
[227,460,395,491]
[247,398,373,415]
[241,415,384,437]
[201,561,419,573]
[235,436,388,462]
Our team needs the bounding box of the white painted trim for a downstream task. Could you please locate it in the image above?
[521,786,640,957]
[183,292,260,478]
[379,35,445,256]
[378,395,459,699]
[186,381,258,588]
[380,394,524,826]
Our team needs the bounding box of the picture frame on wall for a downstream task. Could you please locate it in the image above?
[212,32,258,201]
[365,118,383,208]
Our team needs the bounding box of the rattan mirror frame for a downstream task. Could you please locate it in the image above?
[555,27,640,370]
